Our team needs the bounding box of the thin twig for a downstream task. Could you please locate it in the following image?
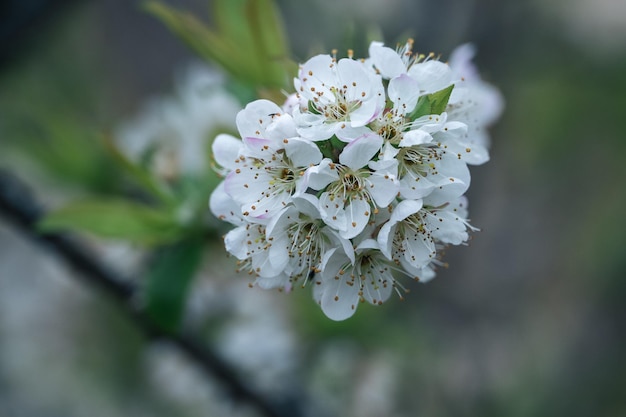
[0,168,304,417]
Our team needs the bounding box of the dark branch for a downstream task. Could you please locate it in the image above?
[0,168,304,417]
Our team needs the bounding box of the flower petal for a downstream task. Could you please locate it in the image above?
[339,133,382,169]
[368,41,406,79]
[388,74,420,114]
[212,133,242,171]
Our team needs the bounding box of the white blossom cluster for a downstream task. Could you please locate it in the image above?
[210,40,502,320]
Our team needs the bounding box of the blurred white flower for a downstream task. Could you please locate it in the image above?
[116,64,240,180]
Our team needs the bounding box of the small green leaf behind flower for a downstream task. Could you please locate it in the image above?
[144,0,296,97]
[409,84,454,120]
[38,199,184,245]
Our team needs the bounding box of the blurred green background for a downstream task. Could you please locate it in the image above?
[1,0,625,416]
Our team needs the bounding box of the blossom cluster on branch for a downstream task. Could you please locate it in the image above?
[210,40,502,320]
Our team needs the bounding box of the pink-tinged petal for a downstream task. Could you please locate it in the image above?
[242,136,276,157]
[339,197,371,239]
[334,125,373,142]
[349,98,379,127]
[449,43,479,81]
[212,134,242,171]
[236,99,283,139]
[368,41,406,79]
[399,130,433,147]
[284,137,322,167]
[339,133,382,169]
[388,74,420,114]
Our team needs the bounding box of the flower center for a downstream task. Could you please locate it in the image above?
[397,146,440,178]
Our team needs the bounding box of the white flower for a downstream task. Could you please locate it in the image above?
[223,221,290,288]
[446,43,504,165]
[264,195,354,286]
[293,54,385,142]
[117,64,240,179]
[312,239,401,321]
[377,196,475,278]
[222,100,323,220]
[307,133,399,239]
[368,40,454,94]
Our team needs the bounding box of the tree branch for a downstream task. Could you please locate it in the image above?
[0,168,304,417]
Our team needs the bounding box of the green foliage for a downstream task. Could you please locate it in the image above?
[144,0,296,95]
[409,84,454,120]
[144,238,204,333]
[38,199,184,245]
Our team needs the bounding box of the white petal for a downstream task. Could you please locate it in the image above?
[408,61,453,94]
[255,274,289,289]
[366,173,399,207]
[320,271,360,321]
[209,182,244,226]
[335,125,373,142]
[212,134,242,171]
[399,129,433,147]
[223,226,248,260]
[339,133,382,169]
[298,54,336,102]
[348,98,379,127]
[391,199,423,223]
[236,99,283,139]
[337,58,372,102]
[265,113,298,140]
[361,264,393,306]
[305,158,339,190]
[284,137,322,167]
[368,41,406,79]
[339,197,370,239]
[388,74,420,114]
[319,192,346,232]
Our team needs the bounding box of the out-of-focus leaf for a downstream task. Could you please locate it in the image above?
[144,0,295,92]
[409,84,455,120]
[38,199,183,244]
[102,135,176,206]
[144,238,204,333]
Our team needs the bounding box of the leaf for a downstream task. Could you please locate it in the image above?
[102,135,176,206]
[38,199,183,245]
[144,0,296,90]
[144,239,204,333]
[409,84,455,120]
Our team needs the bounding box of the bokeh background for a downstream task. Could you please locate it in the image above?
[1,0,625,416]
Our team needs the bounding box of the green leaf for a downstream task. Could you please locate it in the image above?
[144,0,296,91]
[38,199,183,244]
[103,135,176,206]
[144,239,204,333]
[409,84,454,120]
